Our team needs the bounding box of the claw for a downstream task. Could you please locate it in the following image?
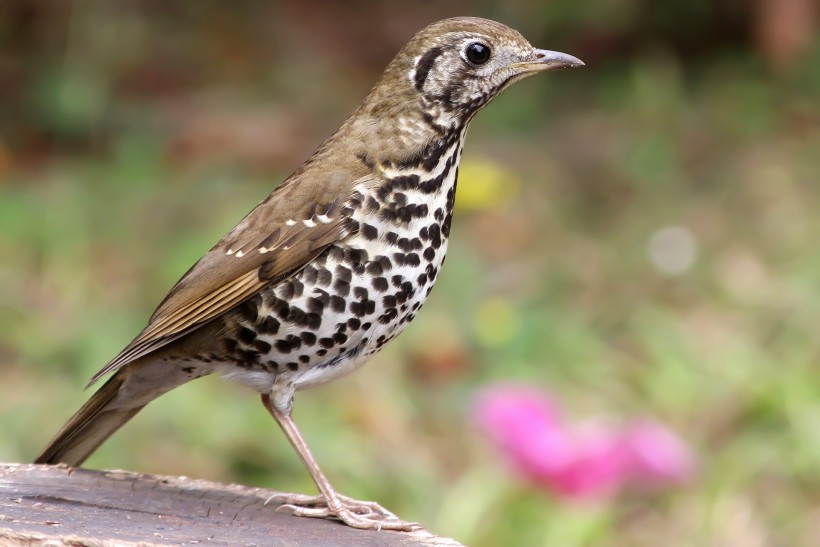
[268,492,423,531]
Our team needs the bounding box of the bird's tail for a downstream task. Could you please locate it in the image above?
[36,348,214,467]
[35,371,147,466]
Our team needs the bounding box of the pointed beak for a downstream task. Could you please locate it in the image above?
[525,49,585,72]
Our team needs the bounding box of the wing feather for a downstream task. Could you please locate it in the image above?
[87,175,368,386]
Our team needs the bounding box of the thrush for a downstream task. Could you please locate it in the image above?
[36,17,583,531]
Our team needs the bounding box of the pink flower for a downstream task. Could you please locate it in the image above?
[473,385,695,500]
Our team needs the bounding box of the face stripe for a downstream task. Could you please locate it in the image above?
[413,46,443,92]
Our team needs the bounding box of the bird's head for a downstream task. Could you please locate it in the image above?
[373,17,583,126]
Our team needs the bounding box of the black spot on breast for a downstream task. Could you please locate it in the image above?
[335,265,352,283]
[279,281,295,300]
[306,313,322,330]
[379,308,398,325]
[275,336,298,354]
[237,327,256,345]
[361,223,378,240]
[349,301,367,317]
[414,46,443,92]
[372,277,388,292]
[302,265,318,285]
[313,288,330,305]
[241,350,260,363]
[330,295,346,313]
[307,297,324,314]
[239,301,258,323]
[366,260,383,276]
[273,300,290,320]
[254,339,272,354]
[291,279,304,298]
[345,248,369,263]
[301,332,317,345]
[421,141,451,172]
[317,267,333,286]
[365,196,380,213]
[429,224,442,248]
[287,306,307,327]
[333,279,351,297]
[353,286,368,300]
[423,247,436,262]
[328,246,344,262]
[344,218,360,233]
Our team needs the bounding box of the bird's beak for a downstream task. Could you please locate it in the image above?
[523,49,585,72]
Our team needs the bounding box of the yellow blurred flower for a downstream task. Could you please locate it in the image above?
[456,157,520,211]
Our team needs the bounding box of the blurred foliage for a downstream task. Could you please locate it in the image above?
[1,1,820,546]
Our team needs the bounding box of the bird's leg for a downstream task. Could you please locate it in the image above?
[261,394,424,531]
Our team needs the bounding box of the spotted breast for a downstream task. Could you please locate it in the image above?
[218,130,464,400]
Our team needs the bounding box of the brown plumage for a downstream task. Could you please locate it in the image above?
[36,16,583,531]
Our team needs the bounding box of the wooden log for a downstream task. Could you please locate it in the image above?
[0,463,462,546]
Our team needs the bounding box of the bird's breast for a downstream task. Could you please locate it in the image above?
[216,136,464,394]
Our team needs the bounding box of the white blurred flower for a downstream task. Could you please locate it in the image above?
[648,226,697,275]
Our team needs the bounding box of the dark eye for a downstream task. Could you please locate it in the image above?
[465,42,491,65]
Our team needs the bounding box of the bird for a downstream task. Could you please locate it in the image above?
[36,16,583,531]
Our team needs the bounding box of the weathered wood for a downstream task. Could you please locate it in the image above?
[0,463,461,546]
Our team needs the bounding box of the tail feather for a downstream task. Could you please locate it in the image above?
[35,372,145,466]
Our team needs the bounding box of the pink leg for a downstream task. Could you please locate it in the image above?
[261,394,424,531]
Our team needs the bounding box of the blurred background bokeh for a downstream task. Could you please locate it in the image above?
[2,1,819,545]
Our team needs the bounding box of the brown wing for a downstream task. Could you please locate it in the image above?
[87,171,369,386]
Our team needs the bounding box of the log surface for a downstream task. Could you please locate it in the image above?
[0,463,461,546]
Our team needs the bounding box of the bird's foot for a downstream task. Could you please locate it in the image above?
[265,492,424,531]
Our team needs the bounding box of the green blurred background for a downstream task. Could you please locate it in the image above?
[1,1,819,545]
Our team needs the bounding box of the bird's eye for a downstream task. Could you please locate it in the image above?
[465,42,491,65]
